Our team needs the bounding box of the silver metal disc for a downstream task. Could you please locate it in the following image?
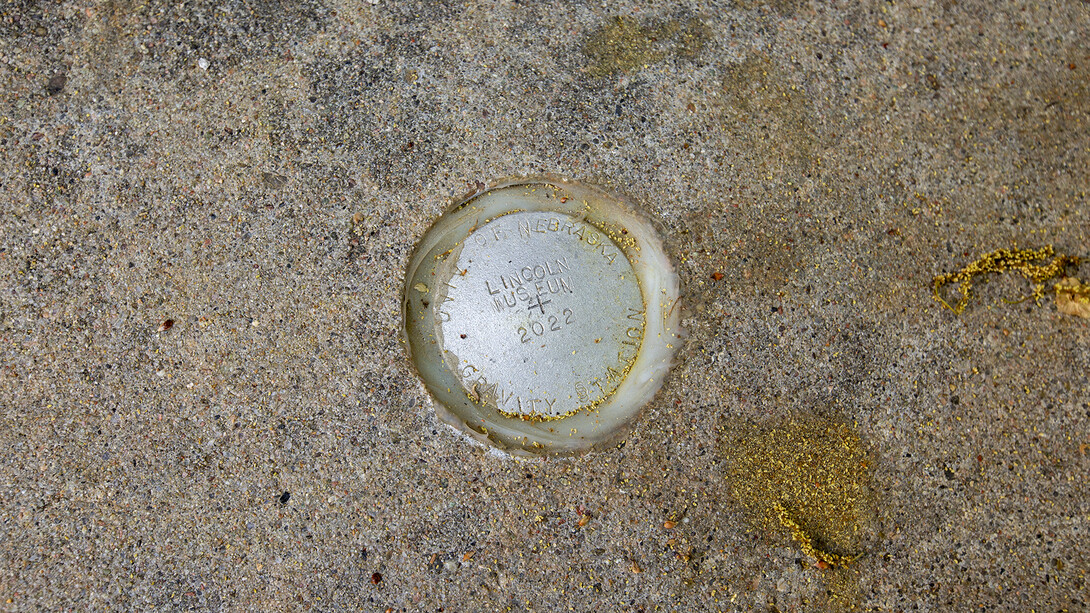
[402,177,682,454]
[435,211,644,419]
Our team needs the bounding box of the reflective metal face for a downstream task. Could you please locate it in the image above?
[403,178,682,454]
[434,211,645,420]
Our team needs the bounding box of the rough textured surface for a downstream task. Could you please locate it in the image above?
[1,1,1088,610]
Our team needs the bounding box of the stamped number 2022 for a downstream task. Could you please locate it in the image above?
[519,309,574,343]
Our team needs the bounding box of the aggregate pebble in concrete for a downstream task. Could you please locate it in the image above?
[1,1,1087,610]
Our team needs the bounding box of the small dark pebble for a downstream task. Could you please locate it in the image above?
[261,171,287,189]
[371,572,382,584]
[279,491,291,504]
[46,74,67,95]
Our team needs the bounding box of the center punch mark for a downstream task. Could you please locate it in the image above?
[527,294,551,314]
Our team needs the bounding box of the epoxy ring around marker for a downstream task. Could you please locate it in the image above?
[402,177,682,454]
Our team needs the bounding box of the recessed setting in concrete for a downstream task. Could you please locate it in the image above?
[403,178,682,454]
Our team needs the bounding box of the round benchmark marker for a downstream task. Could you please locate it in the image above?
[403,178,682,454]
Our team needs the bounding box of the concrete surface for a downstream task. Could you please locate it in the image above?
[1,0,1088,610]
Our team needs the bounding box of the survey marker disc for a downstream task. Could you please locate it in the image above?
[402,178,682,454]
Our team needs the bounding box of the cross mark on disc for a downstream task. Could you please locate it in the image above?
[527,294,551,314]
